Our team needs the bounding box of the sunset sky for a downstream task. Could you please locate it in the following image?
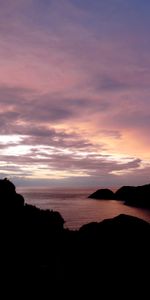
[0,0,150,187]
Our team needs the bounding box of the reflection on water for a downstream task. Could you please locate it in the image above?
[18,188,150,230]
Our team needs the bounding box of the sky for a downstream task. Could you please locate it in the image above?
[0,0,150,187]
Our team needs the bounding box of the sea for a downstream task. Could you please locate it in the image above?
[17,187,150,230]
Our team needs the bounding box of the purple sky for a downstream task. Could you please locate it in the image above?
[0,0,150,187]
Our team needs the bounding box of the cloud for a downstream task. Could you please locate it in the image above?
[0,0,150,185]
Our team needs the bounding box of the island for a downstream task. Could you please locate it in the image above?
[88,188,115,199]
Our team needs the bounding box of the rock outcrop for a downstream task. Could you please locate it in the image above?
[0,177,24,210]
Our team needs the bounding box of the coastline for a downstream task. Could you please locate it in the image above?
[1,178,150,295]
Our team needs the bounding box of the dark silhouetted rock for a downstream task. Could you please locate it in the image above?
[115,184,150,208]
[88,188,115,199]
[0,177,16,194]
[0,178,24,210]
[115,185,137,200]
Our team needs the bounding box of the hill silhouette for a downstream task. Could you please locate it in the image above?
[0,178,150,296]
[88,188,114,199]
[89,183,150,208]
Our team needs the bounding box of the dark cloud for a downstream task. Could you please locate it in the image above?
[22,131,94,149]
[0,85,113,138]
[0,86,77,129]
[97,76,132,91]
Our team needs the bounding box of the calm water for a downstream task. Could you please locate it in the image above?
[17,187,150,230]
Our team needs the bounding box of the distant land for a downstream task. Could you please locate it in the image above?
[89,184,150,208]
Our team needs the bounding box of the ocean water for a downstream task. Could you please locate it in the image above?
[17,187,150,230]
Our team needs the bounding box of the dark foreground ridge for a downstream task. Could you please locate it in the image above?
[0,178,150,296]
[89,183,150,208]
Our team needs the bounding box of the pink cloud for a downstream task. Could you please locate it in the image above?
[0,0,150,185]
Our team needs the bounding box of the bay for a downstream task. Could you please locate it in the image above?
[17,187,150,230]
